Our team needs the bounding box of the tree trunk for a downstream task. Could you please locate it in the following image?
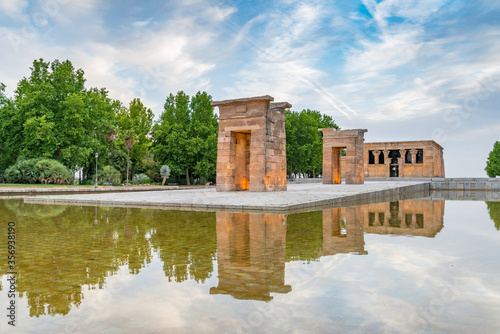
[313,168,316,178]
[126,148,130,183]
[185,167,190,186]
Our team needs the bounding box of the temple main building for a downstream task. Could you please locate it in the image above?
[211,95,445,191]
[341,140,445,179]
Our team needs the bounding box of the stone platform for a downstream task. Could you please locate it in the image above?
[24,181,430,213]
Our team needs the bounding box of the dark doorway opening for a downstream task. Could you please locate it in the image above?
[390,165,399,177]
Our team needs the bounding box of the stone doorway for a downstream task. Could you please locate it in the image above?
[390,165,399,177]
[388,150,401,177]
[331,147,346,184]
[234,131,251,191]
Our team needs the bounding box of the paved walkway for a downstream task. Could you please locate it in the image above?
[24,181,430,213]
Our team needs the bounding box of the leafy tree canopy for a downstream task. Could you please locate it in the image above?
[116,98,154,180]
[285,109,339,177]
[0,59,119,174]
[152,91,218,185]
[485,141,500,178]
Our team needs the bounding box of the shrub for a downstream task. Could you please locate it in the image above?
[132,173,150,184]
[48,164,72,184]
[4,158,72,184]
[18,159,39,184]
[5,165,21,183]
[99,165,121,184]
[37,158,56,181]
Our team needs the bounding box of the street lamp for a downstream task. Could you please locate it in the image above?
[95,152,99,189]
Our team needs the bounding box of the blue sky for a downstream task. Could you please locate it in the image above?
[0,0,499,177]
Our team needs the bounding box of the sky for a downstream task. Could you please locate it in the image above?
[0,0,499,177]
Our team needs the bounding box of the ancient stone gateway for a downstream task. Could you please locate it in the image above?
[319,128,367,184]
[212,96,291,192]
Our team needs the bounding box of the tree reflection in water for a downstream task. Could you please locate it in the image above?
[486,202,500,230]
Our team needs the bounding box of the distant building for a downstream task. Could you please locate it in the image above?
[341,140,445,178]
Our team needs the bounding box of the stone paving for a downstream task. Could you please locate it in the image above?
[24,181,430,213]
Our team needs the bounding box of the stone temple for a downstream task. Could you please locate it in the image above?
[212,96,291,192]
[213,95,445,191]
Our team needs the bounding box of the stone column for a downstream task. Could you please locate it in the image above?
[397,154,403,177]
[373,150,381,164]
[383,150,390,177]
[404,149,411,164]
[410,149,418,164]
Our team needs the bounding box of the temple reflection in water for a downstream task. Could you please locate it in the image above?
[210,212,291,301]
[0,198,445,315]
[363,199,445,237]
[210,199,444,300]
[320,207,367,257]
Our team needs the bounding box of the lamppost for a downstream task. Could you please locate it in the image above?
[95,152,99,189]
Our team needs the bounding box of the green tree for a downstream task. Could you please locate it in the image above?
[116,98,154,181]
[0,59,119,177]
[99,165,121,184]
[485,141,500,178]
[0,82,8,106]
[0,83,19,174]
[152,91,218,185]
[285,109,339,178]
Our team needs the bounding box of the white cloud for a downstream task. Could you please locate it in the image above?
[0,1,234,116]
[0,0,28,19]
[333,3,500,123]
[346,30,422,74]
[224,0,357,117]
[206,5,236,22]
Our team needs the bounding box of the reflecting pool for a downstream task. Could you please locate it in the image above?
[1,197,500,333]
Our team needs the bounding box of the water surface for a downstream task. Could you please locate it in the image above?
[1,198,499,333]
